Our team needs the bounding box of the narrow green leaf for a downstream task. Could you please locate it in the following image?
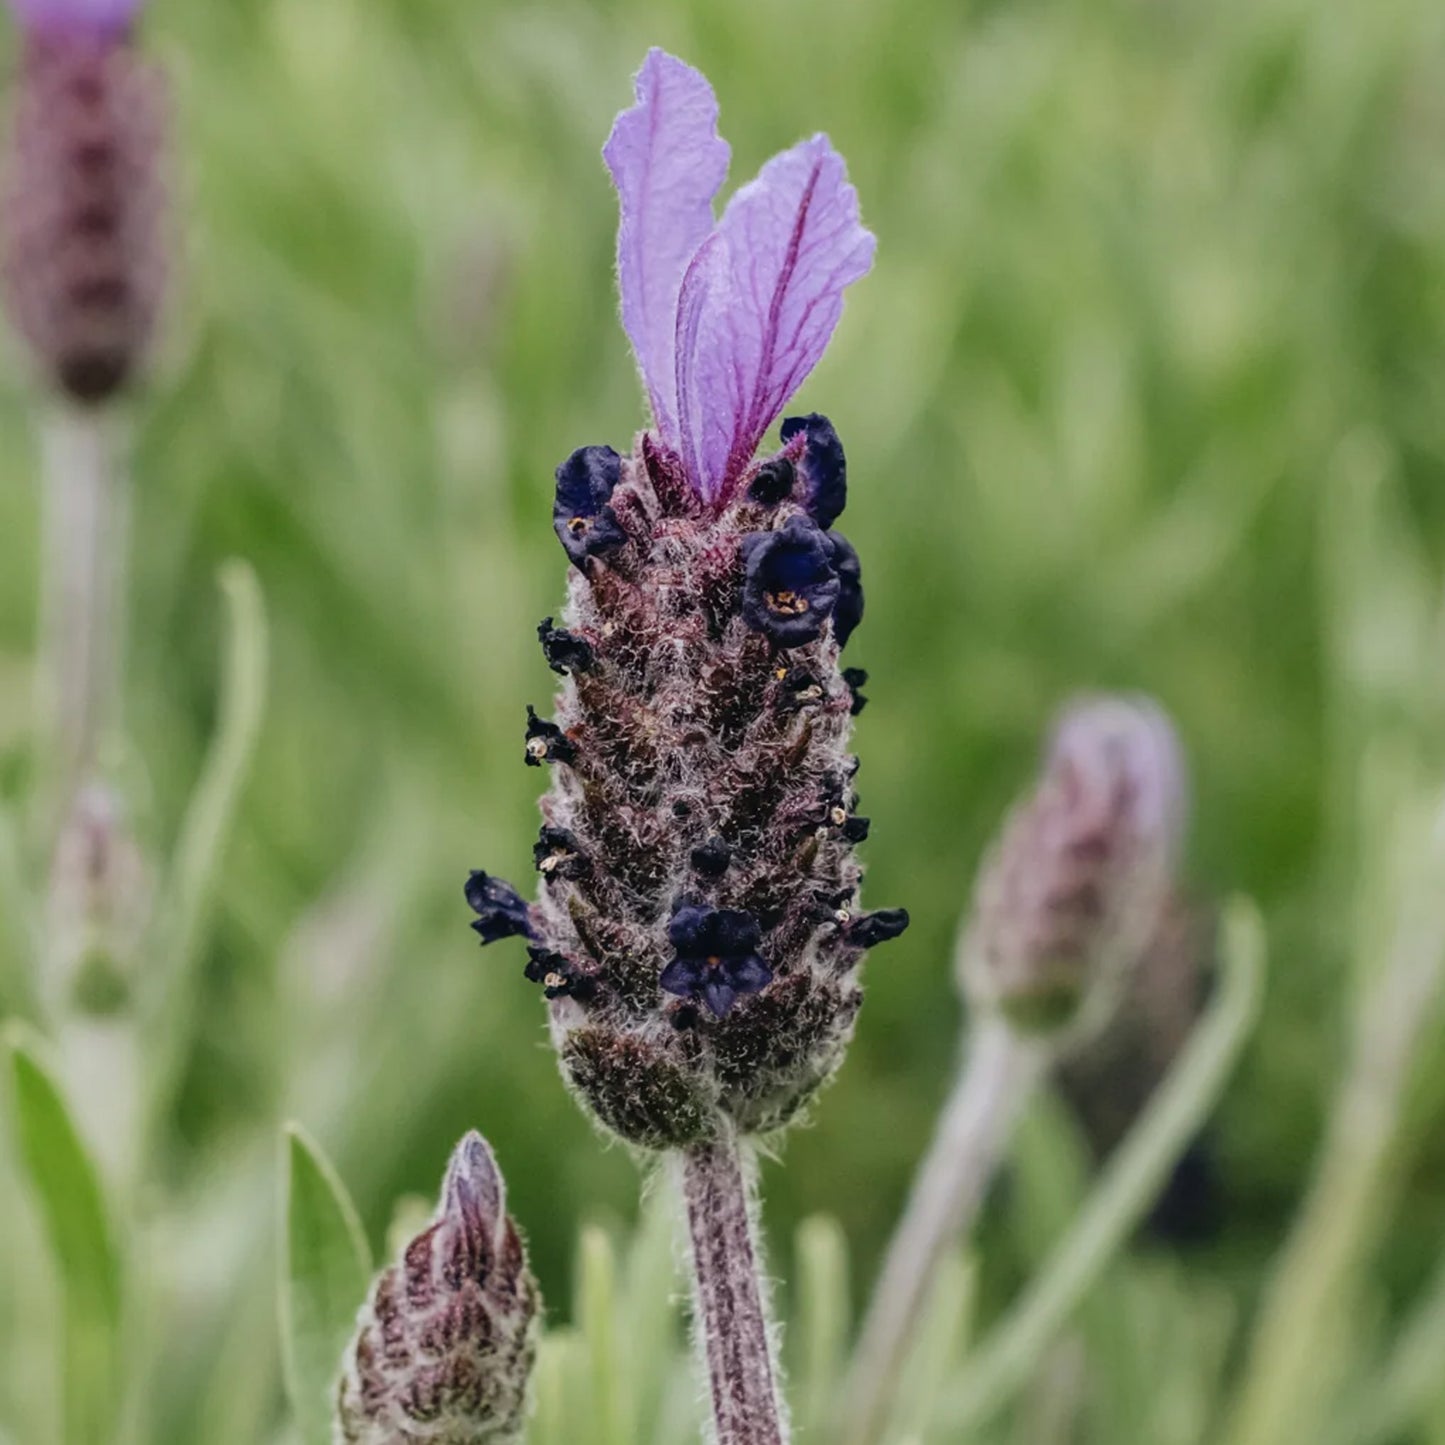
[577,1225,624,1445]
[791,1214,852,1439]
[4,1025,122,1445]
[280,1124,372,1445]
[141,560,269,1148]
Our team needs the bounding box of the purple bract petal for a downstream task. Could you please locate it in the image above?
[6,0,140,36]
[675,134,875,502]
[603,48,730,447]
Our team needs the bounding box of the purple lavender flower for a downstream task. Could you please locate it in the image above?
[1,0,169,404]
[466,50,901,1151]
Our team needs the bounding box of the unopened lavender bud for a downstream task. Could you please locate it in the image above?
[466,49,897,1153]
[961,695,1187,1035]
[2,0,169,405]
[336,1131,540,1445]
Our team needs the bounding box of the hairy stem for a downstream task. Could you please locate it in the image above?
[35,405,130,829]
[842,1015,1044,1445]
[681,1131,787,1445]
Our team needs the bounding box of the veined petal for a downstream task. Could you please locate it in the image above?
[603,48,730,446]
[675,133,874,502]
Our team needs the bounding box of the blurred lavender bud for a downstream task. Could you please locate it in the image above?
[960,695,1187,1036]
[2,0,170,405]
[336,1131,540,1445]
[464,51,897,1151]
[44,781,149,1013]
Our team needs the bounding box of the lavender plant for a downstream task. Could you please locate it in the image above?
[464,48,902,1444]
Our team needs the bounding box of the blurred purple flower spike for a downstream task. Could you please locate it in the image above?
[6,0,141,37]
[605,48,875,504]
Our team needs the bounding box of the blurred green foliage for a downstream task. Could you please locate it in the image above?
[2,0,1445,1439]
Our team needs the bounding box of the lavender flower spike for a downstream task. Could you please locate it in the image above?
[606,48,875,504]
[2,0,170,404]
[336,1131,540,1445]
[961,694,1188,1034]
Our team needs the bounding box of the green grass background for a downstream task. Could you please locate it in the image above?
[2,0,1445,1438]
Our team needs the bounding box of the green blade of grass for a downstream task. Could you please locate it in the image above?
[4,1024,122,1445]
[279,1123,372,1445]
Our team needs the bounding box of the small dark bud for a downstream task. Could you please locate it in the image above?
[464,871,532,944]
[537,617,595,675]
[842,666,869,715]
[660,903,773,1019]
[337,1131,539,1445]
[849,908,910,949]
[533,824,590,881]
[747,456,796,506]
[841,815,871,844]
[690,837,732,877]
[780,413,847,527]
[740,515,840,649]
[553,445,627,567]
[824,531,864,647]
[524,705,577,767]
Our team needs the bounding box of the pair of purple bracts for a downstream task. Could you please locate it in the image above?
[465,50,907,1150]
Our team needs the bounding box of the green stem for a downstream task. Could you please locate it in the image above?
[138,561,269,1160]
[940,898,1266,1433]
[33,406,130,835]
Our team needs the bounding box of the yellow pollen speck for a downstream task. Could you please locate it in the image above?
[766,589,809,616]
[544,972,566,990]
[835,908,851,925]
[567,516,588,534]
[830,806,848,826]
[527,738,548,759]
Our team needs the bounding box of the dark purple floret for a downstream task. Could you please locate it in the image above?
[781,413,847,527]
[464,871,532,944]
[525,946,597,1000]
[841,815,871,843]
[538,617,595,675]
[553,445,628,567]
[747,456,797,507]
[690,837,732,877]
[778,666,826,714]
[534,825,591,880]
[524,706,577,767]
[849,908,910,948]
[824,531,864,646]
[842,667,869,715]
[740,515,841,649]
[661,903,773,1018]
